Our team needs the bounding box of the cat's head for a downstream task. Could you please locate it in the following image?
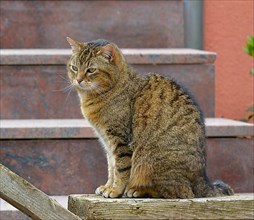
[66,37,126,94]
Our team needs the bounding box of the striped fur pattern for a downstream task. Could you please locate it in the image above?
[66,37,233,198]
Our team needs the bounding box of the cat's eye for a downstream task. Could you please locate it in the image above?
[71,65,78,72]
[87,68,96,73]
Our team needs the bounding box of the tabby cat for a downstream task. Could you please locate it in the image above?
[66,37,233,198]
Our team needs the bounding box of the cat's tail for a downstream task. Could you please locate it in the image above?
[205,180,234,197]
[193,177,234,198]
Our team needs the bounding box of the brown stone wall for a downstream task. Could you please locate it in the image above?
[206,138,253,193]
[0,138,252,195]
[0,64,215,119]
[0,139,107,195]
[0,1,184,48]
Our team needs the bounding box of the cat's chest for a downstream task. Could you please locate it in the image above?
[81,96,132,148]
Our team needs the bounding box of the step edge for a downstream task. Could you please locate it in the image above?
[0,48,217,65]
[0,118,253,139]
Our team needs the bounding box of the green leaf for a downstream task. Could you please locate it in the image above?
[246,106,254,112]
[240,119,248,122]
[250,69,254,75]
[243,47,249,53]
[244,35,254,57]
[247,35,254,45]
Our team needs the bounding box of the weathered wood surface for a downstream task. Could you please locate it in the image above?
[0,163,81,220]
[68,194,254,220]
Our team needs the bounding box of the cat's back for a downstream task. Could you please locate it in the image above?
[132,74,205,148]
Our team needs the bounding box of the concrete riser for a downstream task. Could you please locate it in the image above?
[0,1,184,48]
[0,138,252,195]
[0,64,215,119]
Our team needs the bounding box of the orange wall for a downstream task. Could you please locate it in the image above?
[204,0,254,120]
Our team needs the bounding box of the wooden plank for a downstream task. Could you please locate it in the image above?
[68,194,254,220]
[0,196,69,211]
[0,164,81,220]
[0,118,253,139]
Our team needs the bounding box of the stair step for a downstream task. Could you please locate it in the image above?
[0,118,253,194]
[0,0,184,49]
[0,118,253,139]
[68,194,254,219]
[0,48,216,118]
[0,49,216,65]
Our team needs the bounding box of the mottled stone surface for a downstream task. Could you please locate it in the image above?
[0,64,215,118]
[0,211,31,220]
[0,138,253,195]
[0,49,216,65]
[0,118,253,139]
[206,138,254,193]
[0,139,107,195]
[205,118,254,137]
[0,119,97,139]
[0,1,184,48]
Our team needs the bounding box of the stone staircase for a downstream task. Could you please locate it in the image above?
[0,1,253,219]
[0,48,216,118]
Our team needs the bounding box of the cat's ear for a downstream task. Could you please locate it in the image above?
[97,44,116,63]
[66,37,83,54]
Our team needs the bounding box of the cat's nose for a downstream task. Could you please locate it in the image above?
[76,78,83,84]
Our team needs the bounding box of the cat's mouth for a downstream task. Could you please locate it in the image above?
[73,79,92,91]
[73,79,109,96]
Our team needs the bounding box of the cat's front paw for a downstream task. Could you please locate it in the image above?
[95,185,108,195]
[97,186,123,198]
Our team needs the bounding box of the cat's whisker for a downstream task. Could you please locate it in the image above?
[52,84,74,93]
[93,86,104,98]
[87,84,98,99]
[52,73,75,93]
[53,74,71,85]
[64,85,74,104]
[52,78,75,103]
[57,73,70,83]
[91,84,106,98]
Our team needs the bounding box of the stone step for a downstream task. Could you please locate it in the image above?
[0,118,253,139]
[0,119,253,195]
[0,48,216,118]
[0,0,184,49]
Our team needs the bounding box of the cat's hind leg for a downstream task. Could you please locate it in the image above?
[125,186,161,198]
[124,163,162,198]
[154,177,194,199]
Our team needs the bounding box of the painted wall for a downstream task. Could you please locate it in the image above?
[204,0,254,120]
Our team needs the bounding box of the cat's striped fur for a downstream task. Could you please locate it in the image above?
[66,37,233,198]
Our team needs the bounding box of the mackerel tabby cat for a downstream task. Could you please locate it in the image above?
[66,37,233,199]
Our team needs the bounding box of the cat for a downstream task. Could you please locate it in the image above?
[66,37,234,198]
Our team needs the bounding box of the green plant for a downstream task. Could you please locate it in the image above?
[242,35,254,122]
